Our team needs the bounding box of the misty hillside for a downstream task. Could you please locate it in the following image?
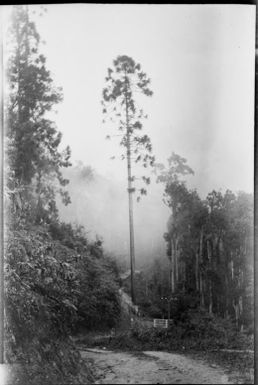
[57,162,168,267]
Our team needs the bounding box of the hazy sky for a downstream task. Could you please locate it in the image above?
[4,4,256,197]
[20,3,255,198]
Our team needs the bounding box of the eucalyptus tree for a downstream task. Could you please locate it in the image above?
[204,190,253,326]
[102,55,155,303]
[156,152,194,293]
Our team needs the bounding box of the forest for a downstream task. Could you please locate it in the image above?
[126,156,254,332]
[3,5,254,385]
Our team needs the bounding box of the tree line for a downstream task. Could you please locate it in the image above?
[129,153,253,333]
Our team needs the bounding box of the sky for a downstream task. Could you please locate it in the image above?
[20,3,256,198]
[2,4,256,262]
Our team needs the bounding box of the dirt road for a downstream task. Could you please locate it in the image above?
[80,347,232,384]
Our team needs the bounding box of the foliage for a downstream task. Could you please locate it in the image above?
[154,152,253,332]
[156,152,194,184]
[5,5,122,384]
[102,55,155,201]
[76,255,121,330]
[6,5,71,225]
[101,309,253,353]
[5,220,121,383]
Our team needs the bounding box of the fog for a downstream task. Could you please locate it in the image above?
[31,4,254,199]
[33,4,254,268]
[57,162,168,268]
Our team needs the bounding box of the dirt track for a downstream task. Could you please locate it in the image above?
[81,347,232,384]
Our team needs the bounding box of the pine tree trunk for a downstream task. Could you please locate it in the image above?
[170,263,174,294]
[125,70,135,304]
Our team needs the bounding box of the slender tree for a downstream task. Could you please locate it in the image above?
[102,55,154,303]
[156,152,194,293]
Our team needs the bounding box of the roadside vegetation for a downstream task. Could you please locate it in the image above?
[5,6,121,384]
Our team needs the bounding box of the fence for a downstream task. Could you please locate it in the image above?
[153,318,168,329]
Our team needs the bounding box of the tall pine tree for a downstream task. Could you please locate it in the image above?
[102,55,155,303]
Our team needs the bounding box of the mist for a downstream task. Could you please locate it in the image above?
[57,162,168,268]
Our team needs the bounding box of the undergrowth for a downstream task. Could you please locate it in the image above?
[86,309,254,353]
[5,222,121,384]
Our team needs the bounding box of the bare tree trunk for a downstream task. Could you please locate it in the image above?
[209,280,213,314]
[207,240,213,314]
[225,274,229,319]
[233,300,240,329]
[195,250,199,291]
[230,255,234,280]
[239,295,243,331]
[175,237,179,286]
[171,261,175,293]
[199,227,204,307]
[182,260,186,292]
[171,238,175,293]
[200,273,205,308]
[145,280,148,298]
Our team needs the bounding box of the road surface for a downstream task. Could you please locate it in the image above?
[80,347,232,384]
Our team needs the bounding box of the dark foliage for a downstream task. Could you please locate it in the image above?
[154,153,254,332]
[101,311,253,353]
[5,220,121,383]
[5,6,121,383]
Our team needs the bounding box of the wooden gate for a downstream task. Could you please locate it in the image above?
[153,319,168,329]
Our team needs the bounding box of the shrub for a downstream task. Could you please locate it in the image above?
[5,221,121,383]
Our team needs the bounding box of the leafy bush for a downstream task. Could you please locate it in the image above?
[76,255,121,330]
[5,221,121,383]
